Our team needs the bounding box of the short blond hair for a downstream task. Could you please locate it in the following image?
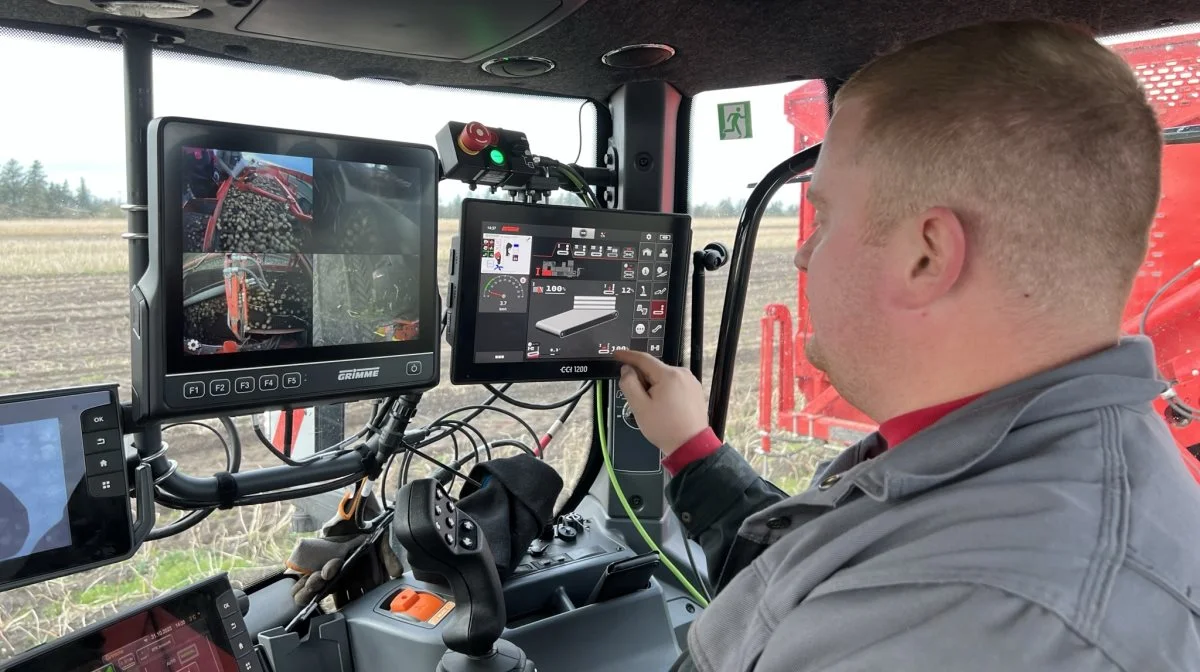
[836,20,1162,320]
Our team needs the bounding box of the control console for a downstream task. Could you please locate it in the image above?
[345,509,679,671]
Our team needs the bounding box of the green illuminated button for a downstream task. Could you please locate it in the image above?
[489,148,506,165]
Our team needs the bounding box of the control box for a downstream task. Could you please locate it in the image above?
[436,121,539,189]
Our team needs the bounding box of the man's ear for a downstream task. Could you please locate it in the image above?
[889,206,966,309]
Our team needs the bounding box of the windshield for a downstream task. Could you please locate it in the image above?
[0,26,597,657]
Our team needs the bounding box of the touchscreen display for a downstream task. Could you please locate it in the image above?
[0,417,71,562]
[180,148,422,357]
[472,221,676,363]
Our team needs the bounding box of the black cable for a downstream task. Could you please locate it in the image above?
[416,419,488,486]
[406,420,476,486]
[482,381,591,410]
[419,384,512,445]
[427,404,541,458]
[148,417,241,540]
[398,443,482,489]
[561,163,602,209]
[283,408,294,458]
[572,99,588,165]
[490,439,536,456]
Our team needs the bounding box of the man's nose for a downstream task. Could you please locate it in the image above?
[795,236,814,271]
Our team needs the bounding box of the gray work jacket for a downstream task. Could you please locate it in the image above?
[667,337,1200,671]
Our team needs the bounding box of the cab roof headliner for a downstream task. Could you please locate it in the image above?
[2,0,1198,100]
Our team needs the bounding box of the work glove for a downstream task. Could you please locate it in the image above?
[285,489,403,607]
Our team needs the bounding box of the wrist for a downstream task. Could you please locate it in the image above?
[662,427,722,476]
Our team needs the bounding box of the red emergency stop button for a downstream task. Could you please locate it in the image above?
[389,588,447,622]
[458,121,495,155]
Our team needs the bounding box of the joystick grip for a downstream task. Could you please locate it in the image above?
[392,479,505,657]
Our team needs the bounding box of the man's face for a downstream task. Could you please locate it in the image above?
[794,100,889,397]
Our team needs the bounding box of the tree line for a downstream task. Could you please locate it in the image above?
[0,159,122,219]
[1,159,802,221]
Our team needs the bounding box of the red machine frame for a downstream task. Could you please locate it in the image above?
[758,36,1200,476]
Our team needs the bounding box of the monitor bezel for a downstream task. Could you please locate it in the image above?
[156,117,440,375]
[450,199,692,384]
[0,384,135,594]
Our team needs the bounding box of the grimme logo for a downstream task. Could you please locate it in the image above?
[337,366,380,381]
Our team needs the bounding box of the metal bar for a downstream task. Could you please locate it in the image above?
[709,144,821,439]
[689,251,705,381]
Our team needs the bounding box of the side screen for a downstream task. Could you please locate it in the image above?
[2,575,253,672]
[0,385,134,593]
[449,200,691,384]
[474,224,676,362]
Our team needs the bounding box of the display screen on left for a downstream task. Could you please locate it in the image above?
[180,147,422,357]
[3,576,248,672]
[0,417,71,562]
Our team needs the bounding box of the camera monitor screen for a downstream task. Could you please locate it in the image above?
[448,200,692,383]
[0,385,135,593]
[133,118,440,422]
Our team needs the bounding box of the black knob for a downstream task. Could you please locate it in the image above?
[555,524,577,542]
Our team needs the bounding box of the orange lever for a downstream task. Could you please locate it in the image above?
[389,588,446,622]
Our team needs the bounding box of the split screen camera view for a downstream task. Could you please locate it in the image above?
[180,148,422,355]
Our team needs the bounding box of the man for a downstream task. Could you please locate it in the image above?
[615,19,1200,671]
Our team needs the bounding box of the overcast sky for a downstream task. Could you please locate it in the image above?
[4,20,1191,208]
[0,26,808,207]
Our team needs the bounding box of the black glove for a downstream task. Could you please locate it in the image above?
[454,455,563,580]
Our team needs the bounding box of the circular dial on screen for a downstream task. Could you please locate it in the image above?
[480,275,527,312]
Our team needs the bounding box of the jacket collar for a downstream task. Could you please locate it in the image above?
[852,336,1167,501]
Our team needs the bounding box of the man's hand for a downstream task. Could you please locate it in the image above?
[613,350,710,456]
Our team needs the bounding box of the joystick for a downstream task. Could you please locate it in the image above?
[391,479,536,672]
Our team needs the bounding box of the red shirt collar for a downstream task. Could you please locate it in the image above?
[878,393,985,449]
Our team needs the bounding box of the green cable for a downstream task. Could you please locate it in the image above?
[595,385,709,607]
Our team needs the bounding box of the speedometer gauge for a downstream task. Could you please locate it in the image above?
[479,275,528,313]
